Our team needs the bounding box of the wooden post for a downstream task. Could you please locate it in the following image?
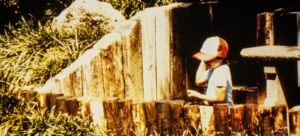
[37,92,52,111]
[272,105,288,135]
[18,90,37,102]
[50,93,63,110]
[169,100,185,135]
[155,100,171,135]
[89,98,105,128]
[289,105,300,136]
[117,99,133,136]
[229,105,245,135]
[66,97,79,116]
[184,104,201,135]
[258,105,273,136]
[213,104,229,136]
[77,97,92,122]
[143,101,158,135]
[103,97,121,135]
[200,105,215,136]
[132,102,147,136]
[244,104,259,136]
[55,96,72,113]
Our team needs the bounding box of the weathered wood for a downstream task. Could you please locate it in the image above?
[18,90,37,102]
[256,12,274,45]
[289,105,300,136]
[89,98,105,128]
[258,105,273,136]
[143,101,158,135]
[49,93,63,110]
[55,96,72,113]
[37,92,52,110]
[272,105,288,136]
[132,102,147,136]
[155,100,171,135]
[100,33,125,99]
[213,104,229,136]
[117,20,144,102]
[117,99,133,136]
[229,105,245,135]
[103,97,121,134]
[81,49,104,98]
[141,8,157,101]
[77,97,92,122]
[66,97,79,116]
[169,100,185,135]
[156,8,171,100]
[184,104,201,134]
[200,105,215,136]
[244,104,258,136]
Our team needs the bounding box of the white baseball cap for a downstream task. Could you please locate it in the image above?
[192,36,229,61]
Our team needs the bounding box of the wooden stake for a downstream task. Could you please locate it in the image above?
[77,97,92,122]
[258,105,273,136]
[272,105,288,135]
[230,104,245,135]
[143,101,158,135]
[118,99,133,136]
[50,93,63,110]
[66,97,79,116]
[289,105,300,136]
[37,92,52,111]
[103,97,121,135]
[18,90,37,102]
[200,105,215,136]
[132,102,147,136]
[184,104,201,135]
[213,103,229,135]
[55,96,72,113]
[244,104,258,136]
[169,100,185,135]
[155,100,171,135]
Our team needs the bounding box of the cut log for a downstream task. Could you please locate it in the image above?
[244,104,258,136]
[103,97,121,135]
[155,100,171,135]
[66,97,79,116]
[213,104,229,136]
[289,105,300,136]
[55,96,72,113]
[200,105,215,136]
[117,99,133,136]
[229,105,245,135]
[272,105,288,136]
[50,93,63,110]
[184,104,201,135]
[37,92,52,111]
[169,100,185,135]
[258,105,273,136]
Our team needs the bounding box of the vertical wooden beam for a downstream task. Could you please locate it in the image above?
[184,104,201,135]
[229,105,245,135]
[155,100,171,135]
[169,100,185,135]
[258,105,273,136]
[213,104,229,135]
[244,104,258,136]
[117,99,133,136]
[141,8,158,101]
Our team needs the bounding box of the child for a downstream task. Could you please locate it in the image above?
[187,36,233,105]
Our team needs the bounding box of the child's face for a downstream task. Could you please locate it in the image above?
[204,58,223,70]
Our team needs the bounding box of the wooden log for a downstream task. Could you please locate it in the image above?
[184,104,201,135]
[169,100,185,135]
[143,101,158,135]
[200,105,215,136]
[18,90,37,102]
[100,33,125,99]
[55,96,72,114]
[103,97,121,135]
[132,102,147,136]
[66,97,79,116]
[89,98,105,128]
[289,105,300,136]
[117,20,144,102]
[258,105,273,136]
[155,100,171,135]
[213,104,229,136]
[37,92,52,111]
[244,104,258,136]
[117,99,133,136]
[49,93,63,110]
[272,105,288,136]
[229,105,245,135]
[77,97,92,122]
[141,8,158,101]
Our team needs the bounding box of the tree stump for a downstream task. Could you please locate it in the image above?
[155,100,171,135]
[213,103,229,136]
[244,104,258,136]
[272,105,288,136]
[103,97,121,135]
[132,102,147,136]
[258,105,273,136]
[289,105,300,136]
[50,93,63,110]
[118,99,133,136]
[55,96,72,113]
[229,104,245,135]
[143,101,158,135]
[66,97,79,116]
[169,100,185,135]
[184,104,201,135]
[18,90,37,102]
[37,92,52,111]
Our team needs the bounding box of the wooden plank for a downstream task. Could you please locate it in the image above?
[155,8,171,100]
[117,20,144,102]
[229,105,245,135]
[184,104,201,135]
[103,97,121,135]
[141,8,158,101]
[272,105,288,135]
[244,104,258,136]
[100,33,125,99]
[155,100,171,135]
[117,99,133,136]
[213,104,229,135]
[200,105,215,136]
[169,100,185,135]
[81,49,104,98]
[258,105,273,136]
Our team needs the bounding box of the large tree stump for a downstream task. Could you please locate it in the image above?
[155,100,171,135]
[117,99,133,136]
[103,97,121,135]
[289,105,300,136]
[258,105,273,136]
[66,97,79,116]
[169,100,185,135]
[229,105,245,135]
[213,104,229,136]
[184,104,201,135]
[272,105,288,136]
[244,104,258,136]
[55,96,72,113]
[200,105,215,136]
[37,92,52,111]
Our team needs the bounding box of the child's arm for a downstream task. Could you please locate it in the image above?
[187,86,226,102]
[195,61,210,86]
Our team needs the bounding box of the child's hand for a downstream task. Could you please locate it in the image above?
[187,89,198,97]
